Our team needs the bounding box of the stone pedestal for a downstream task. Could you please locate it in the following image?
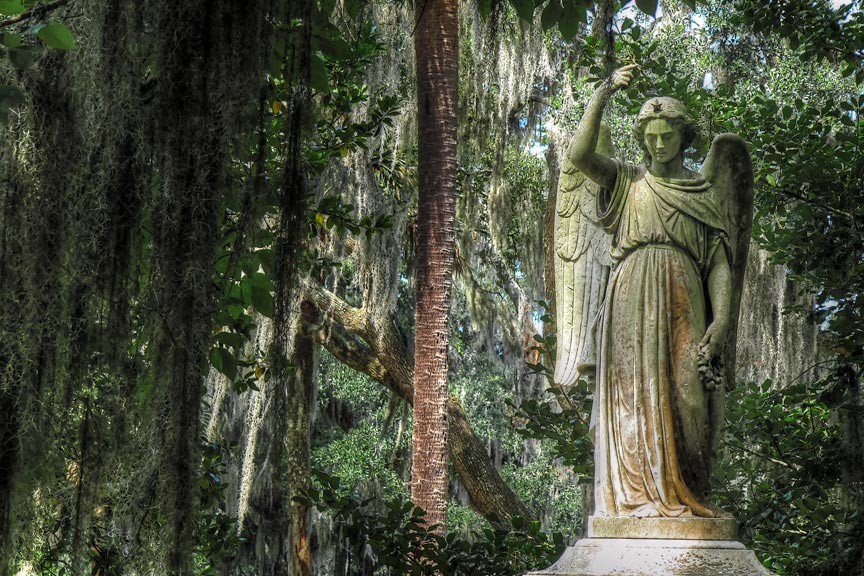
[527,517,774,576]
[587,516,738,540]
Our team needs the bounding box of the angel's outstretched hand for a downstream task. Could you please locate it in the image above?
[610,64,639,91]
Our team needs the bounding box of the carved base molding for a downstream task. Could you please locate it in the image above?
[527,537,774,576]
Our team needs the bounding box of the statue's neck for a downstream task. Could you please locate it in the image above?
[648,155,687,179]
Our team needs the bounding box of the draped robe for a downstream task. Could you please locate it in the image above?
[592,161,729,518]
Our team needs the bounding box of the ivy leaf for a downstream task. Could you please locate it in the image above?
[635,0,658,17]
[0,0,26,15]
[509,0,534,22]
[37,22,76,50]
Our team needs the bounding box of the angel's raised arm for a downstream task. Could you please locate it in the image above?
[566,65,637,190]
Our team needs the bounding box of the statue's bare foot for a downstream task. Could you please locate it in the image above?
[708,503,733,518]
[631,505,661,518]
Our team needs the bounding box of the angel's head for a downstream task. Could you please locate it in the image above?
[634,97,697,166]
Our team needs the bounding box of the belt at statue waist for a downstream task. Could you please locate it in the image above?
[634,243,681,252]
[613,242,696,267]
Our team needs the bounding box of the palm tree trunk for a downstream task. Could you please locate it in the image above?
[411,0,459,534]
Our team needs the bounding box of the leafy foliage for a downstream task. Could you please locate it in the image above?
[730,0,864,66]
[501,453,584,535]
[298,472,566,576]
[715,379,862,575]
[194,441,246,576]
[0,1,76,120]
[509,380,593,476]
[500,0,699,40]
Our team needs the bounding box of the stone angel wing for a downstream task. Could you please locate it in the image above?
[552,125,615,387]
[700,133,754,392]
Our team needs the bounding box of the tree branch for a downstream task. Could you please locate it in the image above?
[778,189,853,219]
[301,283,532,527]
[0,0,72,28]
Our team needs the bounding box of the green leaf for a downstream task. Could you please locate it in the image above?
[1,33,21,47]
[7,45,39,69]
[0,85,25,108]
[344,0,361,19]
[239,280,253,307]
[0,0,26,15]
[541,0,562,31]
[250,285,274,318]
[247,271,272,289]
[210,347,238,380]
[635,0,658,17]
[214,331,246,350]
[313,33,352,60]
[319,0,337,16]
[557,0,585,40]
[240,255,260,276]
[509,0,534,22]
[682,0,696,8]
[309,52,329,93]
[257,249,274,274]
[37,22,76,50]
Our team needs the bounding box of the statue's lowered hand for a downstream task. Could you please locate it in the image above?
[698,321,727,391]
[699,320,727,360]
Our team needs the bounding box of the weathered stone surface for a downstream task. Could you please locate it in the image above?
[534,64,776,576]
[561,68,754,519]
[587,516,738,540]
[526,538,774,576]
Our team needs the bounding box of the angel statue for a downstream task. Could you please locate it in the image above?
[554,64,753,519]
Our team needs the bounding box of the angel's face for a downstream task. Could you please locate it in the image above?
[643,119,682,165]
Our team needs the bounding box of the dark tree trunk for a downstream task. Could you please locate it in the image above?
[261,0,314,570]
[411,0,459,534]
[411,0,459,532]
[0,392,17,573]
[288,334,317,576]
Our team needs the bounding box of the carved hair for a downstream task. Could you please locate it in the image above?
[633,97,697,164]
